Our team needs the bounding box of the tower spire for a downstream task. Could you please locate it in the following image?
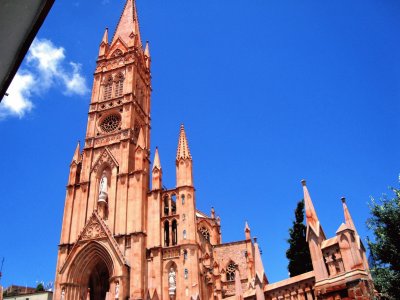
[112,0,142,46]
[301,179,320,230]
[71,141,80,164]
[152,147,161,171]
[341,197,361,249]
[176,124,192,160]
[341,197,355,231]
[101,27,109,45]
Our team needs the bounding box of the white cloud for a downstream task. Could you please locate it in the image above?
[0,72,35,119]
[63,62,89,96]
[1,38,89,119]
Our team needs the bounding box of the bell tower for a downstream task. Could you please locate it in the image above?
[55,1,152,299]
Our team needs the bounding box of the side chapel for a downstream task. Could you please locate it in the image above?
[54,1,375,299]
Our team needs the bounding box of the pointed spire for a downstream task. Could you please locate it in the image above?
[234,268,243,300]
[112,0,142,47]
[253,237,266,282]
[341,197,361,249]
[341,197,355,231]
[137,127,145,149]
[176,124,192,160]
[71,141,80,164]
[301,180,319,228]
[101,27,109,45]
[152,147,161,170]
[244,222,251,240]
[145,40,150,57]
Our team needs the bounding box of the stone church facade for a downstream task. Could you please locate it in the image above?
[54,1,375,299]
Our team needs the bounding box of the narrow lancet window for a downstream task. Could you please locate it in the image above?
[114,73,124,97]
[164,221,170,247]
[164,196,169,216]
[103,76,113,100]
[172,220,178,245]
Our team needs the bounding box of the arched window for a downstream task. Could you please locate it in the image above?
[164,196,169,216]
[183,230,187,240]
[226,263,236,281]
[183,249,188,260]
[200,226,210,242]
[164,221,170,247]
[114,73,124,97]
[172,220,178,246]
[171,195,176,215]
[184,268,189,279]
[181,194,185,205]
[103,76,113,100]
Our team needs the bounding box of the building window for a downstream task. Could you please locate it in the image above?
[125,236,131,248]
[200,226,210,242]
[171,201,176,215]
[183,230,187,240]
[172,220,178,245]
[183,249,188,260]
[100,114,121,133]
[103,76,113,100]
[181,194,185,205]
[164,221,170,247]
[114,73,124,97]
[164,196,169,216]
[182,214,186,221]
[184,268,188,279]
[226,263,236,281]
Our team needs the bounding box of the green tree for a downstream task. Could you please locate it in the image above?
[286,199,313,277]
[367,185,400,299]
[35,283,45,292]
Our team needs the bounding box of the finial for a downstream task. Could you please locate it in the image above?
[341,197,346,203]
[253,237,258,243]
[301,179,306,186]
[211,207,215,218]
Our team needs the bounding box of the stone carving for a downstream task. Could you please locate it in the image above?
[81,219,106,240]
[61,288,65,300]
[92,149,118,173]
[115,281,119,299]
[99,171,108,202]
[168,268,176,296]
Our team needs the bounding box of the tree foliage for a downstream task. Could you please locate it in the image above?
[286,199,313,277]
[35,283,45,292]
[367,185,400,299]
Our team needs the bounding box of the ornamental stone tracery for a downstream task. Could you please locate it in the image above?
[100,114,121,133]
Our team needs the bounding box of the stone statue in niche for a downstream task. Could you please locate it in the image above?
[99,171,108,202]
[115,281,119,299]
[168,268,176,297]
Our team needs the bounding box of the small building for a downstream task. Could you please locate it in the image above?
[4,291,53,300]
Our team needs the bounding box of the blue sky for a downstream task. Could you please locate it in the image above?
[1,0,400,288]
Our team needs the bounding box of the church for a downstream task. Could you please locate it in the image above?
[54,1,375,299]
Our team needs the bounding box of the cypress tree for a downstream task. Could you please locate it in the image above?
[286,199,313,277]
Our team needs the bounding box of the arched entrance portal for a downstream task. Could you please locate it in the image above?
[66,241,116,300]
[87,260,110,300]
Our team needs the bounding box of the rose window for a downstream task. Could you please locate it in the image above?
[100,114,121,133]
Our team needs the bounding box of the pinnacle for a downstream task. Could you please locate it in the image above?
[176,124,192,160]
[145,40,150,57]
[245,221,250,232]
[72,141,80,163]
[101,27,109,45]
[302,180,319,227]
[153,147,161,170]
[137,127,145,149]
[112,0,142,47]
